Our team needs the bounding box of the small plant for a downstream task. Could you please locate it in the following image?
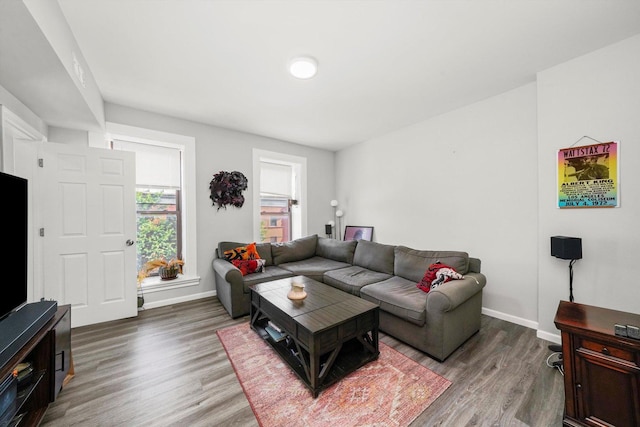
[138,257,184,283]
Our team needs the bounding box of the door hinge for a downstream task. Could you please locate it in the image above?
[38,158,44,167]
[39,228,44,237]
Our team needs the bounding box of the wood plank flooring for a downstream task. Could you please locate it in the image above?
[41,297,565,426]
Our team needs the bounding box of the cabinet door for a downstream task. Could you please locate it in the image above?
[575,349,640,427]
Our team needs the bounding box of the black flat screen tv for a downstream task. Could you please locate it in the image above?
[0,171,28,321]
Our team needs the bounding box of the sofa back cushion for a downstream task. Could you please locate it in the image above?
[218,241,273,265]
[394,245,469,282]
[353,240,395,275]
[316,237,357,264]
[255,243,273,265]
[272,234,318,265]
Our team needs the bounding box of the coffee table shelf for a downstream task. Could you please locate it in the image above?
[253,317,377,393]
[249,276,379,397]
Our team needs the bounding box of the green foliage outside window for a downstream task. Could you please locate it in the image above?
[136,190,178,271]
[136,190,161,210]
[260,221,267,242]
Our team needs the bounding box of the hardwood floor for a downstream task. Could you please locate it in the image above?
[41,297,565,427]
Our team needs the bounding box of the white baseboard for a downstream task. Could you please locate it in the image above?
[140,290,216,310]
[482,307,561,344]
[482,307,538,330]
[536,330,561,344]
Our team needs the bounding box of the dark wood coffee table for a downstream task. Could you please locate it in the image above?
[249,275,379,397]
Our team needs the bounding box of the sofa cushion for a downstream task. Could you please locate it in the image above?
[232,259,266,276]
[323,266,393,296]
[394,246,469,282]
[272,234,318,265]
[278,256,351,283]
[316,237,357,263]
[353,240,395,275]
[254,243,273,265]
[241,266,294,293]
[360,276,427,326]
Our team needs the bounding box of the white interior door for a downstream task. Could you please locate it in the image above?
[39,142,137,327]
[2,106,46,304]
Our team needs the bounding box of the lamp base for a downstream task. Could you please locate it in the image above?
[548,344,562,353]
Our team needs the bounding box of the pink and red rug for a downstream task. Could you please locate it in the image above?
[217,323,451,427]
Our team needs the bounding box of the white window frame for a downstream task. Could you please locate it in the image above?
[252,149,307,242]
[106,122,199,292]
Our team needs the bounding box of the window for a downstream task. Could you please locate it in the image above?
[252,150,307,243]
[135,188,181,272]
[107,123,198,288]
[111,139,182,275]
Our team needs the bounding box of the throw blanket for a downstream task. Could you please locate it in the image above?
[417,261,463,293]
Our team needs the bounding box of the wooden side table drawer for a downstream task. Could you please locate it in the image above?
[579,338,636,365]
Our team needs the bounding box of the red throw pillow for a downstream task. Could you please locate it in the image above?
[224,242,261,262]
[417,261,463,293]
[232,259,266,276]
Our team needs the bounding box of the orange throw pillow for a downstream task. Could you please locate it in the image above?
[223,242,261,262]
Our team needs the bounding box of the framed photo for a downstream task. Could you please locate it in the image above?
[344,226,373,241]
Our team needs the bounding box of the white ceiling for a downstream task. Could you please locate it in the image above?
[47,1,640,150]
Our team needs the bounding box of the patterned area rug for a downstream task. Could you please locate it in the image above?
[217,323,451,427]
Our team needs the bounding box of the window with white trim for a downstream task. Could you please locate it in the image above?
[107,123,198,289]
[253,149,307,243]
[111,140,183,273]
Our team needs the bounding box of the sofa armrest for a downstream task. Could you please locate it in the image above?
[468,257,481,274]
[426,272,486,313]
[212,258,249,318]
[212,258,243,286]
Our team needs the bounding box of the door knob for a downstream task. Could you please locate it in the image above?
[126,239,135,246]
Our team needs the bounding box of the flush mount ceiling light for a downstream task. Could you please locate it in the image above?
[289,56,318,79]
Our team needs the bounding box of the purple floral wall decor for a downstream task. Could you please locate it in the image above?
[209,170,248,211]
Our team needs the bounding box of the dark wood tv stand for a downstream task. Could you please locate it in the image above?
[0,304,71,426]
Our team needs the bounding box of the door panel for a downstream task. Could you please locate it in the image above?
[40,142,137,327]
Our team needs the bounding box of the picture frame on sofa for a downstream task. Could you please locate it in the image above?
[344,226,374,241]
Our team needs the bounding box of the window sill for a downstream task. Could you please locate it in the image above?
[140,274,200,294]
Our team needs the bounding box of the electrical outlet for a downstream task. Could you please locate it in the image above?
[626,325,640,340]
[614,324,628,337]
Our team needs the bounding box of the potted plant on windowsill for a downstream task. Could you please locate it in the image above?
[138,257,185,282]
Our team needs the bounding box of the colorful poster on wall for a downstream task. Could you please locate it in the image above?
[557,141,619,208]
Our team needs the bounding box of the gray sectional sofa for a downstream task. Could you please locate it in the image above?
[212,234,486,361]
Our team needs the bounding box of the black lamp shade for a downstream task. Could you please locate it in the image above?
[551,236,582,260]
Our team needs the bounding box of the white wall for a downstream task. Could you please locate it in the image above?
[337,83,540,327]
[48,126,88,145]
[0,84,48,139]
[537,34,640,337]
[22,0,104,129]
[104,103,336,304]
[336,34,640,340]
